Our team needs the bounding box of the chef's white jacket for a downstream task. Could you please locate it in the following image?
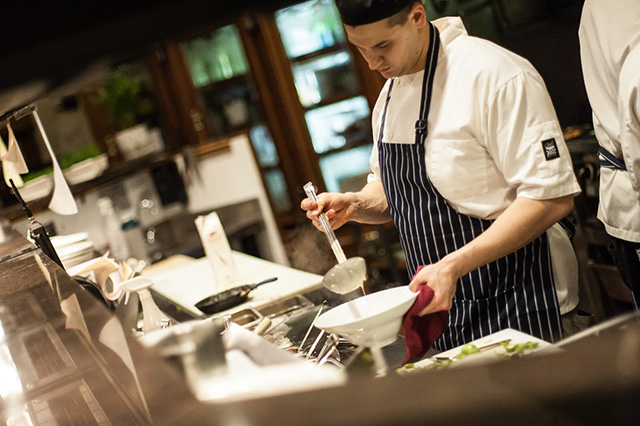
[368,17,581,314]
[579,0,640,243]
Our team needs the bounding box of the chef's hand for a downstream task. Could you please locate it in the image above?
[408,260,460,316]
[300,192,354,231]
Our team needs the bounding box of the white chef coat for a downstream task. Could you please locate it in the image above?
[579,0,640,243]
[368,17,581,313]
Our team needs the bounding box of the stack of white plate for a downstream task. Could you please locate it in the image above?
[50,232,96,269]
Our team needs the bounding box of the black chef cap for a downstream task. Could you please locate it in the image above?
[335,0,416,26]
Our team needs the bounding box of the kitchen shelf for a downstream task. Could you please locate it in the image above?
[2,151,178,221]
[303,90,362,111]
[198,74,249,93]
[289,43,348,63]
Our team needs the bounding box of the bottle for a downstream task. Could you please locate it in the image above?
[97,197,130,261]
[121,276,167,334]
[120,212,149,263]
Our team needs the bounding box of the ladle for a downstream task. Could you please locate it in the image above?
[304,182,367,294]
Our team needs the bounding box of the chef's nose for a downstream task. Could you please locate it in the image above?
[362,51,382,70]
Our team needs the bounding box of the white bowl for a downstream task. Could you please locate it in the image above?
[63,154,108,185]
[314,286,418,348]
[20,174,53,202]
[51,232,89,249]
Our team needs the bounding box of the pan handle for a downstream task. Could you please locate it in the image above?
[248,277,278,290]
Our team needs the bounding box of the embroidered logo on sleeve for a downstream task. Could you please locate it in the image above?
[541,138,560,161]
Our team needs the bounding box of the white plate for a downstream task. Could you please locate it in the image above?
[20,174,53,202]
[61,251,97,269]
[51,232,89,249]
[314,286,417,347]
[56,240,94,259]
[63,154,109,185]
[413,328,551,368]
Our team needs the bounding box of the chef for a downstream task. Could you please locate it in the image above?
[579,0,640,310]
[301,0,582,351]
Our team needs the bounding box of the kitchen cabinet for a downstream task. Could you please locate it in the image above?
[274,0,375,193]
[178,25,295,215]
[165,0,385,217]
[150,0,392,273]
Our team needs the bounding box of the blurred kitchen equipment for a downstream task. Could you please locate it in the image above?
[303,182,367,294]
[98,197,130,261]
[195,277,278,315]
[138,317,227,398]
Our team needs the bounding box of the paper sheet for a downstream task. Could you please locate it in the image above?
[32,110,78,215]
[0,123,28,187]
[61,293,91,342]
[67,253,122,300]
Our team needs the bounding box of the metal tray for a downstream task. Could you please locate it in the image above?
[257,294,314,318]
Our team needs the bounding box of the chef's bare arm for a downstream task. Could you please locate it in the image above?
[409,194,575,315]
[301,180,391,231]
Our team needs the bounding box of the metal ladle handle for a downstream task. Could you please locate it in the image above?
[304,182,347,264]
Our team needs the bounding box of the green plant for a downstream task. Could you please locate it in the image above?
[96,65,154,131]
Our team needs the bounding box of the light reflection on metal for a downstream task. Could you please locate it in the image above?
[0,319,24,399]
[3,405,34,426]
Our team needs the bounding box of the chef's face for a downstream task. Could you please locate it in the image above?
[344,4,428,78]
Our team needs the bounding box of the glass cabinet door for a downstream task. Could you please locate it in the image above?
[275,0,374,193]
[182,25,255,137]
[181,25,293,213]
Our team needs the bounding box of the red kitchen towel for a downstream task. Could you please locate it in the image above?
[402,269,449,364]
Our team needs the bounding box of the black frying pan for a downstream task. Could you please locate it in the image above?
[195,277,278,314]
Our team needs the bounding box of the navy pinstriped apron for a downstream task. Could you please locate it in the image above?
[378,23,563,351]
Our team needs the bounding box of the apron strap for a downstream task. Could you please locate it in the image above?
[415,23,441,144]
[598,146,627,171]
[557,216,576,241]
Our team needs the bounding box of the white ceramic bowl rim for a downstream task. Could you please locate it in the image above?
[315,286,417,330]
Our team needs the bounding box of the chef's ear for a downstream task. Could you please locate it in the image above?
[409,2,428,28]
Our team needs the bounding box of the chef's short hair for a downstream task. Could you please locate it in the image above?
[335,0,423,27]
[386,1,423,27]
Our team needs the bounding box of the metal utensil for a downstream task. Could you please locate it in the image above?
[304,182,347,263]
[306,330,325,360]
[195,277,278,314]
[322,257,367,294]
[304,182,366,294]
[297,302,327,355]
[433,339,511,362]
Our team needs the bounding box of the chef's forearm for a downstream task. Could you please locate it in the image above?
[439,195,575,278]
[345,180,392,224]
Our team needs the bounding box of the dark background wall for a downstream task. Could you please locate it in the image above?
[425,0,590,128]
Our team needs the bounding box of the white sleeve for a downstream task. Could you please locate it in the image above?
[484,71,580,200]
[618,44,640,199]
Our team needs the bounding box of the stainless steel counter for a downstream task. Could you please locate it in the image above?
[1,217,640,425]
